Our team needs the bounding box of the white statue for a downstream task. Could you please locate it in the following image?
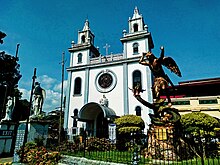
[99,95,109,107]
[1,96,15,121]
[31,82,46,118]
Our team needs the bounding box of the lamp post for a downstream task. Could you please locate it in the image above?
[58,52,65,146]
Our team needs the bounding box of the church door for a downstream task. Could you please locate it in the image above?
[96,111,108,138]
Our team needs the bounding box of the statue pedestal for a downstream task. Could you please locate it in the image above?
[0,120,18,156]
[27,119,50,145]
[13,119,50,162]
[147,125,178,161]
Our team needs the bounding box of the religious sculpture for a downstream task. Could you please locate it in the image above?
[130,46,182,160]
[1,96,15,121]
[139,46,181,105]
[31,82,46,118]
[131,46,181,126]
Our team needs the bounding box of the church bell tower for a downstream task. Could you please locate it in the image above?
[121,7,154,58]
[68,19,100,67]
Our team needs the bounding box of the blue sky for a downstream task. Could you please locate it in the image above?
[1,0,220,112]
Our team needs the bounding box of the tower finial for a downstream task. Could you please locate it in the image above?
[83,19,90,31]
[132,6,141,19]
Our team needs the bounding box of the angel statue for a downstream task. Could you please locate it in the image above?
[1,96,15,121]
[31,82,46,118]
[139,46,182,105]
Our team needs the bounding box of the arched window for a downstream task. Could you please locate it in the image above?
[135,106,141,116]
[133,23,138,32]
[133,70,142,89]
[81,35,85,43]
[74,77,82,95]
[133,42,139,54]
[78,53,82,63]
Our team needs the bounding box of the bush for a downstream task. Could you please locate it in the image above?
[86,137,115,151]
[57,140,84,152]
[17,142,61,165]
[114,115,145,150]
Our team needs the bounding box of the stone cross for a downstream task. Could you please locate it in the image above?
[103,43,110,56]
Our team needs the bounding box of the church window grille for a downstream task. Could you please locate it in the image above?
[81,35,86,43]
[74,77,82,95]
[78,53,82,63]
[135,106,141,116]
[132,70,142,89]
[133,23,138,32]
[133,42,139,54]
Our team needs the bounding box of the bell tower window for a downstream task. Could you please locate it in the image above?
[77,53,82,63]
[74,77,82,95]
[132,70,142,89]
[81,35,85,43]
[133,42,139,54]
[133,23,138,32]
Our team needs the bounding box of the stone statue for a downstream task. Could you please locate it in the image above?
[99,95,109,107]
[1,96,15,121]
[139,46,181,105]
[32,82,46,118]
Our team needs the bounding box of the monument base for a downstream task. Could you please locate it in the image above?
[146,125,179,161]
[0,121,18,156]
[13,119,50,162]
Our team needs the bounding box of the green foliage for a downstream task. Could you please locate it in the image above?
[180,112,220,135]
[118,126,142,134]
[114,115,145,151]
[17,142,61,165]
[114,115,145,134]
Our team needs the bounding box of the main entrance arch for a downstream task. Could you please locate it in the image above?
[78,102,116,138]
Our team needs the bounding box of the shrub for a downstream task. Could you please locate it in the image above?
[86,137,115,151]
[16,142,61,165]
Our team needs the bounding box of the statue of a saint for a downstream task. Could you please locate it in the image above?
[32,82,46,117]
[1,96,15,121]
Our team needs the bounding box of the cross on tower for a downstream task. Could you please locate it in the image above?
[103,43,110,56]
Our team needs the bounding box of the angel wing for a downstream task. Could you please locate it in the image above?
[162,57,182,77]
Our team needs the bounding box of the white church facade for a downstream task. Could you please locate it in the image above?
[64,7,154,137]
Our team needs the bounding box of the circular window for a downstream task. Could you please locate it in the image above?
[95,70,117,93]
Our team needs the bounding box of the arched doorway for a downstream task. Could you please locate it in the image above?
[78,102,116,138]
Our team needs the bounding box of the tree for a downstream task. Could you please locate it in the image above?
[180,112,220,135]
[0,31,22,119]
[180,112,220,158]
[0,31,6,44]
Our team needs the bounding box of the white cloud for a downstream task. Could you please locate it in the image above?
[53,80,68,92]
[19,88,31,100]
[19,74,67,113]
[37,75,58,89]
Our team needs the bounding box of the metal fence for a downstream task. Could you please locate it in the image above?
[62,129,220,165]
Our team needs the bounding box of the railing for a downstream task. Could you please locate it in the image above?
[90,54,123,64]
[61,129,220,165]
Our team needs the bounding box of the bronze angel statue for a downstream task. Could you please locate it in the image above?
[139,46,182,105]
